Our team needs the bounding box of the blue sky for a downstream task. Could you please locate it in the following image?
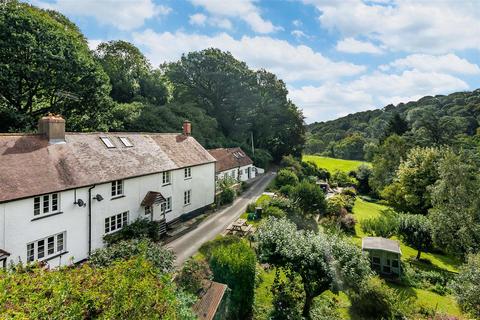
[32,0,480,123]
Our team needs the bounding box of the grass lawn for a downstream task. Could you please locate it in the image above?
[303,155,369,173]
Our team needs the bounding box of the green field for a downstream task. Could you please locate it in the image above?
[302,155,369,173]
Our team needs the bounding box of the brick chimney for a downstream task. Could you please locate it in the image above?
[183,120,191,136]
[38,114,66,144]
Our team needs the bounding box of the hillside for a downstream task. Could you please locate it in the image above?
[305,89,480,160]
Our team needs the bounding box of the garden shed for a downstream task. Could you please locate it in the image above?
[362,237,402,277]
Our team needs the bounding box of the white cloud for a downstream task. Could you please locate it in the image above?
[132,30,365,82]
[304,0,480,53]
[290,70,470,122]
[291,30,309,39]
[336,37,383,54]
[189,0,280,33]
[380,54,480,75]
[34,0,170,31]
[87,39,103,51]
[292,20,302,27]
[189,13,207,26]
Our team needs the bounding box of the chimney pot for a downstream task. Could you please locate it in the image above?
[183,120,191,136]
[38,114,66,144]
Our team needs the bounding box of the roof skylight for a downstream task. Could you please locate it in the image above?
[100,137,115,148]
[119,137,133,147]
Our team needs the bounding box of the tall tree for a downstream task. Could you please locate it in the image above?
[0,1,112,131]
[397,214,432,259]
[256,218,371,318]
[429,150,480,256]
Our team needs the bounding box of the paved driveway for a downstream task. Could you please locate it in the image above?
[167,172,275,266]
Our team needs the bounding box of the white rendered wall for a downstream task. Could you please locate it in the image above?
[2,162,215,267]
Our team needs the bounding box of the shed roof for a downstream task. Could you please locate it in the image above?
[193,281,228,320]
[207,147,253,173]
[0,132,216,203]
[0,249,10,260]
[362,237,402,255]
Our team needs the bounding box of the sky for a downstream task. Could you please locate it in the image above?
[31,0,480,123]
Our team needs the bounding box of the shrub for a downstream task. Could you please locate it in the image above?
[209,240,256,319]
[292,180,327,215]
[220,187,236,205]
[103,218,161,245]
[276,169,299,188]
[361,209,399,238]
[301,161,330,181]
[0,257,196,319]
[198,235,241,260]
[340,213,356,234]
[89,239,175,273]
[264,206,287,219]
[279,184,294,196]
[326,194,354,216]
[341,187,357,197]
[246,202,256,213]
[176,258,212,295]
[331,170,357,187]
[349,276,410,319]
[452,253,480,318]
[269,269,304,320]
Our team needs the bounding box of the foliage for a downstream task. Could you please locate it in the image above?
[103,218,161,245]
[349,276,411,319]
[165,49,305,162]
[330,170,357,187]
[0,257,196,319]
[451,254,480,318]
[331,133,366,160]
[220,187,236,205]
[276,169,300,188]
[0,1,112,131]
[353,164,373,194]
[263,206,287,219]
[292,180,327,215]
[429,150,480,256]
[397,213,433,260]
[198,235,241,261]
[89,239,175,274]
[360,209,399,238]
[382,146,444,214]
[176,258,212,296]
[209,239,256,319]
[256,217,371,318]
[252,148,273,168]
[269,268,304,320]
[301,161,330,181]
[306,90,480,160]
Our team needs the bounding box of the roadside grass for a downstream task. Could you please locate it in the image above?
[302,155,369,173]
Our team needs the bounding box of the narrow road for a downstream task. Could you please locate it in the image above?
[167,172,275,266]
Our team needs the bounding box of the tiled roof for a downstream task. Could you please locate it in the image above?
[193,281,228,320]
[0,133,216,203]
[362,237,402,254]
[208,147,253,173]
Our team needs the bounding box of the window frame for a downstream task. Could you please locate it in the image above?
[26,231,66,262]
[184,190,191,206]
[104,211,129,234]
[118,136,133,147]
[33,193,60,217]
[161,196,172,212]
[162,171,171,185]
[184,167,192,179]
[111,180,124,197]
[100,137,116,148]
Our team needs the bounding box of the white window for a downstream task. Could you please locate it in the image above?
[34,193,60,216]
[27,232,65,262]
[161,196,172,212]
[105,211,128,234]
[111,180,123,197]
[100,137,115,148]
[231,170,235,178]
[184,167,192,179]
[162,171,171,185]
[118,137,133,147]
[184,190,191,205]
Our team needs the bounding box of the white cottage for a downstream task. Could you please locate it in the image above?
[0,116,216,268]
[208,147,256,183]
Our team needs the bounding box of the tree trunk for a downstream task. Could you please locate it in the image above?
[302,293,314,319]
[416,249,421,260]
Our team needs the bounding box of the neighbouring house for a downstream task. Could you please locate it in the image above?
[362,237,402,277]
[208,147,256,184]
[0,116,216,268]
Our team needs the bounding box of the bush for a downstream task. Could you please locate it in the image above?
[264,206,287,219]
[198,235,241,260]
[326,194,355,216]
[340,213,356,234]
[292,180,327,215]
[0,257,196,319]
[220,187,236,205]
[89,239,175,273]
[279,184,295,196]
[330,170,357,187]
[341,187,357,197]
[361,209,399,238]
[103,218,161,245]
[246,202,256,213]
[349,276,410,319]
[276,169,300,188]
[452,253,480,318]
[176,258,212,295]
[209,240,256,319]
